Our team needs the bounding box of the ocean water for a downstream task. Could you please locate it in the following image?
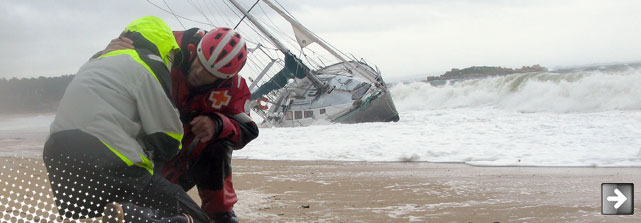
[0,114,51,158]
[238,68,641,166]
[1,68,640,166]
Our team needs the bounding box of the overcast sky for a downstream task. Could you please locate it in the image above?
[1,0,640,82]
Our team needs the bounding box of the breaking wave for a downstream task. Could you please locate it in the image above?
[391,68,641,113]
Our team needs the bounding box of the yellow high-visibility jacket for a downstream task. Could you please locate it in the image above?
[50,16,183,175]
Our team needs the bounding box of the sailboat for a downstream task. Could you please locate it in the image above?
[166,0,399,127]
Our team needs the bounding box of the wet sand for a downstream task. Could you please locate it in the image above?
[226,160,641,223]
[1,157,640,222]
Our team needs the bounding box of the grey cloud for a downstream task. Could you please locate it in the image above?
[0,0,183,78]
[1,0,640,80]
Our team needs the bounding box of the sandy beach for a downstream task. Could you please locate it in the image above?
[1,157,640,223]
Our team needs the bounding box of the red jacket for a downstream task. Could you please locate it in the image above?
[172,29,259,161]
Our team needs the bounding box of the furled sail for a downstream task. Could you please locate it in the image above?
[250,52,309,100]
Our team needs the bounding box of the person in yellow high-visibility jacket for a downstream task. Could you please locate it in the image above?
[43,16,210,223]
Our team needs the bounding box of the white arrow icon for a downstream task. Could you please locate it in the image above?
[606,188,628,209]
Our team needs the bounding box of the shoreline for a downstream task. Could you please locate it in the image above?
[238,158,641,168]
[1,158,640,222]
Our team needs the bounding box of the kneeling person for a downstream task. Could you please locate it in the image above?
[43,16,210,223]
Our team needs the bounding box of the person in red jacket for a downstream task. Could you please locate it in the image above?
[166,27,259,223]
[104,27,258,223]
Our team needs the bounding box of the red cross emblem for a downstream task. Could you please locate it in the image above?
[208,90,231,109]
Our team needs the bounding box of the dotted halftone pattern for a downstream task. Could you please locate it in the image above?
[0,156,83,222]
[0,156,187,223]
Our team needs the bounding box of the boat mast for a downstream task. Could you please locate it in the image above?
[261,0,348,63]
[227,0,326,90]
[261,0,380,85]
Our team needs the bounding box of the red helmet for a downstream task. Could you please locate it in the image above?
[197,27,248,79]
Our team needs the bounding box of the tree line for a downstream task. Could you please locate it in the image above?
[0,75,75,113]
[427,65,548,81]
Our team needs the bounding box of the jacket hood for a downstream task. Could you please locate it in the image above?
[125,16,180,67]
